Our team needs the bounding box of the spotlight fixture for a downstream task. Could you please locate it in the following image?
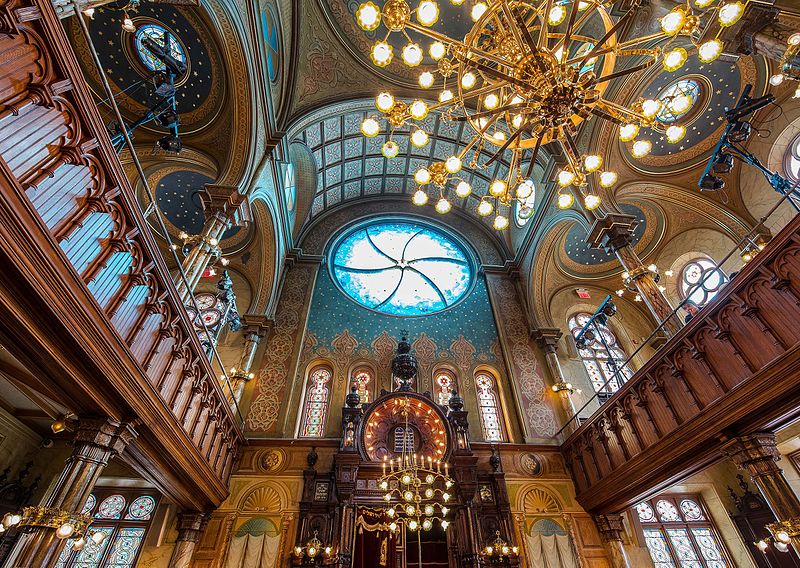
[699,173,726,191]
[711,153,734,175]
[157,133,182,153]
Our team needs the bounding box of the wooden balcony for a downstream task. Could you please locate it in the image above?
[562,213,800,514]
[0,0,242,509]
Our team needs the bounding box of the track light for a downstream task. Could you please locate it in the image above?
[157,134,182,153]
[699,173,725,191]
[711,153,734,175]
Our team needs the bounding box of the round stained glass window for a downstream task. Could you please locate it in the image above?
[126,495,157,520]
[134,23,187,73]
[330,221,474,316]
[680,258,727,307]
[95,494,126,519]
[656,79,702,123]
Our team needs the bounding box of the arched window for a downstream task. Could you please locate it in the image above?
[679,257,728,307]
[300,367,333,437]
[475,372,504,442]
[351,368,372,405]
[568,313,632,400]
[55,489,160,568]
[785,133,800,182]
[634,495,730,567]
[434,370,456,406]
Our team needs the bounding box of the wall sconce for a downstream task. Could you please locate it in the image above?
[50,413,77,434]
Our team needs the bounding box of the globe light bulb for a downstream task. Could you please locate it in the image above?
[382,140,400,158]
[490,180,507,196]
[308,546,317,557]
[419,71,435,88]
[718,2,744,26]
[361,117,380,137]
[388,507,395,517]
[441,507,449,515]
[789,33,800,46]
[72,538,86,551]
[493,131,507,142]
[384,493,392,501]
[599,171,618,188]
[435,198,452,213]
[90,531,107,545]
[371,41,393,66]
[417,0,439,26]
[415,168,431,184]
[443,492,450,501]
[410,99,429,119]
[409,520,418,530]
[641,99,662,118]
[423,519,433,531]
[376,92,394,112]
[381,481,389,490]
[455,181,472,197]
[578,1,590,9]
[660,9,685,35]
[56,523,75,539]
[441,520,450,529]
[670,94,692,113]
[770,74,785,86]
[445,156,462,173]
[584,194,601,210]
[775,542,790,553]
[122,17,135,32]
[357,2,381,30]
[461,72,477,89]
[632,139,653,158]
[429,41,446,60]
[512,114,523,128]
[425,488,434,499]
[502,546,509,555]
[477,200,494,216]
[584,155,602,172]
[666,124,686,143]
[557,193,574,209]
[404,490,414,501]
[549,4,566,25]
[425,505,434,515]
[619,123,639,142]
[775,531,791,544]
[471,2,487,21]
[484,93,500,110]
[406,505,416,516]
[698,39,723,62]
[516,179,534,199]
[694,0,714,7]
[439,89,454,102]
[663,47,687,71]
[390,522,398,531]
[493,215,509,230]
[402,43,424,66]
[557,170,575,187]
[411,129,429,147]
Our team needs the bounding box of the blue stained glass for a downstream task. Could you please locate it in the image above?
[134,24,187,73]
[106,528,146,568]
[331,222,473,316]
[72,526,114,567]
[656,79,701,123]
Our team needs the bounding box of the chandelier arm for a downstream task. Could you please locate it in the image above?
[576,5,636,67]
[538,0,555,49]
[484,124,526,167]
[561,0,582,69]
[552,10,595,54]
[456,134,481,160]
[403,21,511,69]
[450,82,511,109]
[509,8,549,74]
[618,32,669,50]
[499,3,528,55]
[595,99,646,123]
[461,58,536,93]
[593,58,656,85]
[560,135,582,174]
[449,102,526,123]
[525,135,544,179]
[588,105,626,125]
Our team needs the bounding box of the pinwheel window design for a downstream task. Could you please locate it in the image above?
[331,221,473,316]
[134,24,187,73]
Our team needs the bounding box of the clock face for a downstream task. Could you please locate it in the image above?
[195,294,216,310]
[200,309,221,327]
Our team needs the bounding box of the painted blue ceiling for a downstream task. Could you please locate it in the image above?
[564,203,647,265]
[155,171,240,240]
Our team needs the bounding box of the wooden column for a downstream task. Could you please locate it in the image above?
[594,513,633,568]
[533,328,578,433]
[15,418,137,568]
[168,512,209,568]
[722,432,800,541]
[588,213,681,335]
[175,186,250,302]
[230,316,272,405]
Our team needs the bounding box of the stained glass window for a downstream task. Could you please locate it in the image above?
[262,5,281,83]
[515,183,536,226]
[634,495,729,568]
[786,134,800,181]
[82,494,96,515]
[133,24,187,74]
[656,79,702,124]
[434,370,455,406]
[475,372,504,442]
[352,369,372,405]
[57,489,159,568]
[95,495,126,519]
[680,258,727,308]
[568,313,632,400]
[331,221,473,316]
[393,426,415,453]
[300,367,333,437]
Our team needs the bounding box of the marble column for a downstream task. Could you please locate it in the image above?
[175,186,249,302]
[228,316,272,405]
[533,328,578,433]
[594,513,633,568]
[168,511,209,568]
[721,432,800,540]
[588,213,681,335]
[15,418,137,567]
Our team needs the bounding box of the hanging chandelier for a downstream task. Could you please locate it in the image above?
[378,398,454,534]
[356,0,743,228]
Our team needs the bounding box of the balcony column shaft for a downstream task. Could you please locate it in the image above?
[594,514,633,568]
[168,512,209,568]
[15,419,137,568]
[722,433,800,523]
[229,317,271,405]
[175,211,229,303]
[533,328,578,434]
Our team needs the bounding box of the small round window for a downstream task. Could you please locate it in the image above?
[656,79,701,123]
[330,221,474,316]
[515,184,536,226]
[680,258,727,307]
[785,133,800,182]
[134,23,187,73]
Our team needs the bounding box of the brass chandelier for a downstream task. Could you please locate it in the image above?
[356,0,745,229]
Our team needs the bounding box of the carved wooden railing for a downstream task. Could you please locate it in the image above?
[0,0,242,507]
[562,213,800,514]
